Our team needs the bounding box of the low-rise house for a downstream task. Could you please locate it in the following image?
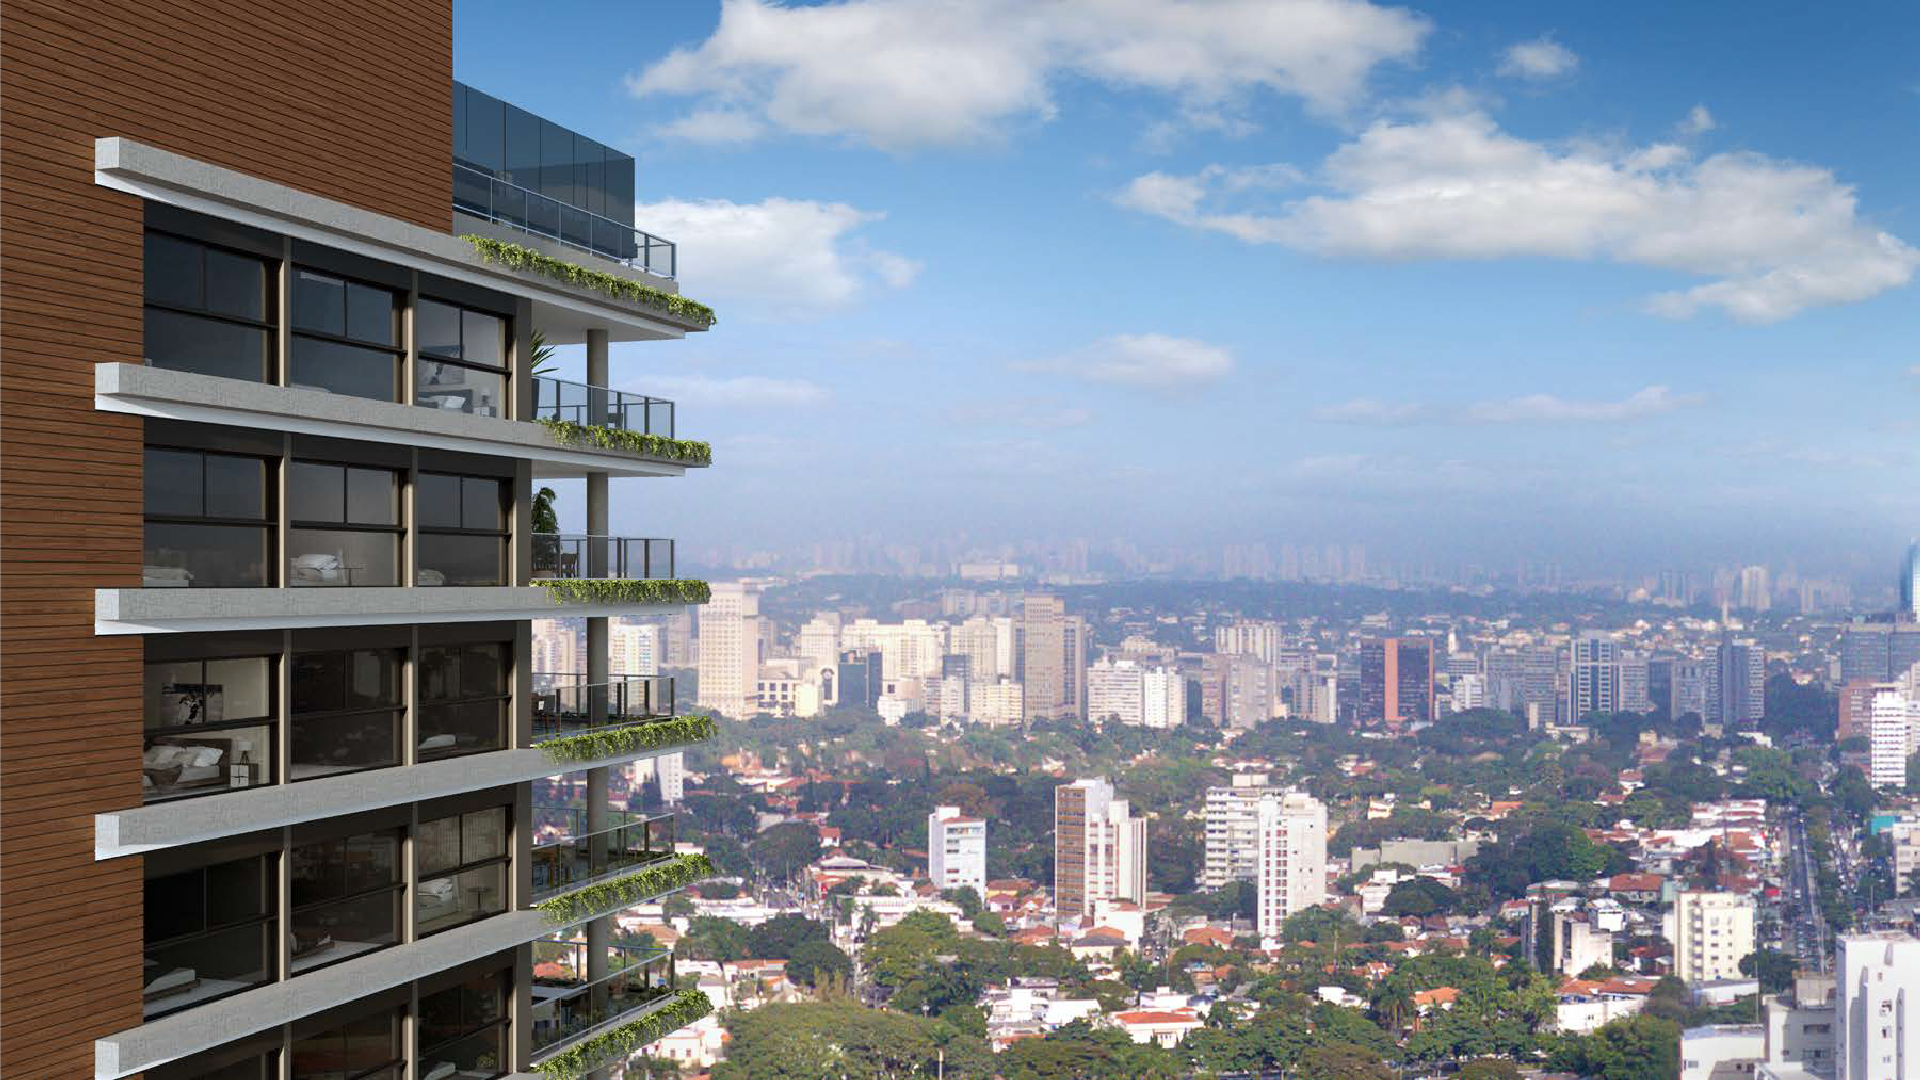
[1108,1009,1205,1048]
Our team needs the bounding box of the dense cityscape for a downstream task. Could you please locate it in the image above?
[530,542,1921,1078]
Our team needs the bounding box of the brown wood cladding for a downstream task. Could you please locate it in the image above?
[0,0,452,1074]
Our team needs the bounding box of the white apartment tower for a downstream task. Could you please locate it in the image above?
[1254,791,1328,938]
[697,581,762,717]
[1869,688,1918,788]
[1141,666,1184,729]
[1671,891,1756,984]
[1568,631,1622,721]
[1835,932,1920,1081]
[928,805,987,896]
[1087,657,1145,725]
[1054,779,1147,917]
[1203,776,1276,890]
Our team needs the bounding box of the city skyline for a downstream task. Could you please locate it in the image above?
[456,0,1917,573]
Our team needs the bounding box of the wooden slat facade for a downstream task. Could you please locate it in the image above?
[0,1,451,1074]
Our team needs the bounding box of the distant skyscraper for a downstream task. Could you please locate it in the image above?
[1216,620,1282,662]
[1903,542,1920,618]
[1841,618,1921,686]
[1358,637,1434,724]
[1736,565,1772,611]
[1053,779,1146,917]
[1568,631,1622,721]
[1711,640,1766,728]
[697,581,764,718]
[1021,595,1089,721]
[1254,791,1328,939]
[928,805,987,896]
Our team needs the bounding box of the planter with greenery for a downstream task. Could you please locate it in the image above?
[535,714,718,764]
[534,578,712,606]
[535,989,713,1080]
[535,416,713,467]
[537,854,718,927]
[462,236,717,328]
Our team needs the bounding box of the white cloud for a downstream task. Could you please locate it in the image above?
[1314,385,1703,425]
[1678,104,1716,137]
[1498,36,1579,80]
[1116,107,1917,322]
[646,374,829,408]
[1019,333,1236,388]
[638,197,916,318]
[947,396,1094,429]
[628,0,1428,151]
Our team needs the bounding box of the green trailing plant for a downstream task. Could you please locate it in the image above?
[536,714,718,764]
[536,989,713,1080]
[536,416,713,466]
[461,235,717,327]
[535,578,712,606]
[537,854,718,927]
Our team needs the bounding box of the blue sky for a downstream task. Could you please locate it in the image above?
[454,0,1918,581]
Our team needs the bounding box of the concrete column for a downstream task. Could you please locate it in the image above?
[584,326,613,1019]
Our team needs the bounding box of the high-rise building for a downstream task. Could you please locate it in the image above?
[1840,618,1921,685]
[1567,631,1622,721]
[1222,655,1276,729]
[1254,791,1328,939]
[1141,666,1185,730]
[1902,542,1919,619]
[613,621,660,676]
[1020,595,1089,720]
[1835,932,1921,1080]
[1868,689,1917,788]
[1668,658,1713,722]
[1488,647,1559,724]
[0,26,719,1075]
[1216,621,1282,663]
[1054,779,1146,917]
[1202,776,1278,889]
[1087,657,1146,725]
[1711,640,1766,728]
[1736,565,1772,611]
[1671,892,1757,984]
[1619,652,1652,713]
[699,581,764,717]
[928,806,987,896]
[1839,681,1895,741]
[1357,636,1434,724]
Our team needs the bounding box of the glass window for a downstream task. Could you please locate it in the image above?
[418,643,508,759]
[143,447,274,588]
[142,656,275,802]
[292,1001,404,1079]
[142,854,275,1019]
[415,299,509,418]
[143,232,273,382]
[417,808,509,935]
[288,463,402,587]
[418,970,509,1080]
[291,270,401,402]
[417,473,507,587]
[290,649,402,780]
[289,830,402,974]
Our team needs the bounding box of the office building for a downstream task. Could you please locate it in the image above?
[1671,892,1757,984]
[698,582,764,718]
[1254,791,1328,939]
[1357,636,1434,724]
[1020,595,1088,721]
[928,806,988,897]
[1488,646,1560,726]
[1054,779,1146,917]
[0,17,718,1075]
[1839,618,1921,686]
[1835,932,1920,1080]
[1711,640,1766,728]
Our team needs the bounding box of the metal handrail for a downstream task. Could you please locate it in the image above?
[529,945,675,1055]
[454,162,677,278]
[532,375,675,439]
[531,815,678,899]
[532,676,675,738]
[531,533,674,581]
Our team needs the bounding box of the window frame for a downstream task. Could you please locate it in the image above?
[413,297,511,418]
[416,641,511,760]
[142,654,280,802]
[287,828,406,976]
[285,459,405,588]
[142,444,278,588]
[415,472,510,587]
[288,266,405,403]
[416,806,511,937]
[141,851,279,1020]
[416,968,511,1079]
[142,230,278,383]
[288,647,406,781]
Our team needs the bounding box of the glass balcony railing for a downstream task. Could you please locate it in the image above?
[532,676,675,739]
[531,814,677,899]
[533,375,674,439]
[455,162,677,278]
[532,534,674,581]
[530,943,675,1056]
